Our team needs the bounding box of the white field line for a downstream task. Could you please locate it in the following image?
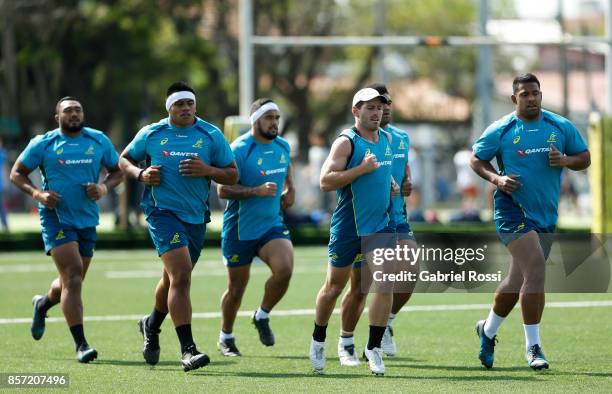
[104,265,327,279]
[1,300,611,325]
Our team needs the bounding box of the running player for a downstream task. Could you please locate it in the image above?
[309,87,396,375]
[369,83,418,356]
[217,98,295,356]
[471,73,590,370]
[10,97,122,363]
[119,82,238,371]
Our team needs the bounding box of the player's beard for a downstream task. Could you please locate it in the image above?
[257,125,278,140]
[61,119,84,133]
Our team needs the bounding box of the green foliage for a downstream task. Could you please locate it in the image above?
[4,0,237,144]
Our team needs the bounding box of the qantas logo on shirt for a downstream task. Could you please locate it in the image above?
[260,167,287,176]
[58,158,94,165]
[161,150,199,158]
[517,146,552,157]
[394,153,406,159]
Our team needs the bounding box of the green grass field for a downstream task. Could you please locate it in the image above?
[1,248,611,392]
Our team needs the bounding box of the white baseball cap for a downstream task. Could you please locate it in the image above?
[352,87,389,107]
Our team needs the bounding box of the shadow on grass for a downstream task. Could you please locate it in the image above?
[92,359,177,367]
[92,359,237,368]
[394,363,527,372]
[187,370,539,381]
[243,355,425,363]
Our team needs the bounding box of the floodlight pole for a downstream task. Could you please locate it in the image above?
[477,0,492,134]
[607,0,612,113]
[239,0,254,117]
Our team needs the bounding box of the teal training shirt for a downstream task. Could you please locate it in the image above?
[385,124,410,228]
[126,117,234,224]
[19,127,119,228]
[222,132,291,240]
[473,109,588,227]
[329,127,393,237]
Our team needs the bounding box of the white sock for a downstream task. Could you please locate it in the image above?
[523,324,541,349]
[387,313,397,327]
[219,330,234,341]
[339,335,354,347]
[255,306,269,320]
[483,309,505,339]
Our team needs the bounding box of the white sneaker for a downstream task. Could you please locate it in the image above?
[363,347,385,376]
[310,339,326,373]
[337,339,360,366]
[381,326,396,356]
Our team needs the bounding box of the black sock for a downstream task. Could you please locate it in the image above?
[69,324,88,350]
[148,308,167,331]
[367,325,386,350]
[38,295,59,315]
[312,323,327,343]
[175,324,195,352]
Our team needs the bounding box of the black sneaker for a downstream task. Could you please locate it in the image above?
[218,337,241,357]
[181,345,210,372]
[76,344,98,363]
[31,295,46,340]
[138,316,161,365]
[252,312,275,346]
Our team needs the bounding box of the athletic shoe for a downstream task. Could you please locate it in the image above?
[138,316,160,365]
[363,347,385,376]
[76,344,98,363]
[309,339,325,373]
[218,337,241,357]
[181,345,210,372]
[252,312,275,346]
[31,295,46,340]
[475,319,496,369]
[526,344,549,370]
[337,339,360,366]
[381,326,396,356]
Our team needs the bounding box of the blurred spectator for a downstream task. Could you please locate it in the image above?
[308,132,331,213]
[406,146,422,212]
[453,146,481,221]
[0,138,9,231]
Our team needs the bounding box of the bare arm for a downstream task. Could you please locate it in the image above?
[178,157,238,185]
[401,163,412,196]
[319,137,378,192]
[470,154,521,194]
[10,161,61,208]
[549,146,590,171]
[119,150,162,186]
[84,165,123,201]
[281,165,295,210]
[218,181,277,200]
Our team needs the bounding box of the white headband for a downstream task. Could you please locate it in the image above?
[165,91,196,112]
[250,102,280,124]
